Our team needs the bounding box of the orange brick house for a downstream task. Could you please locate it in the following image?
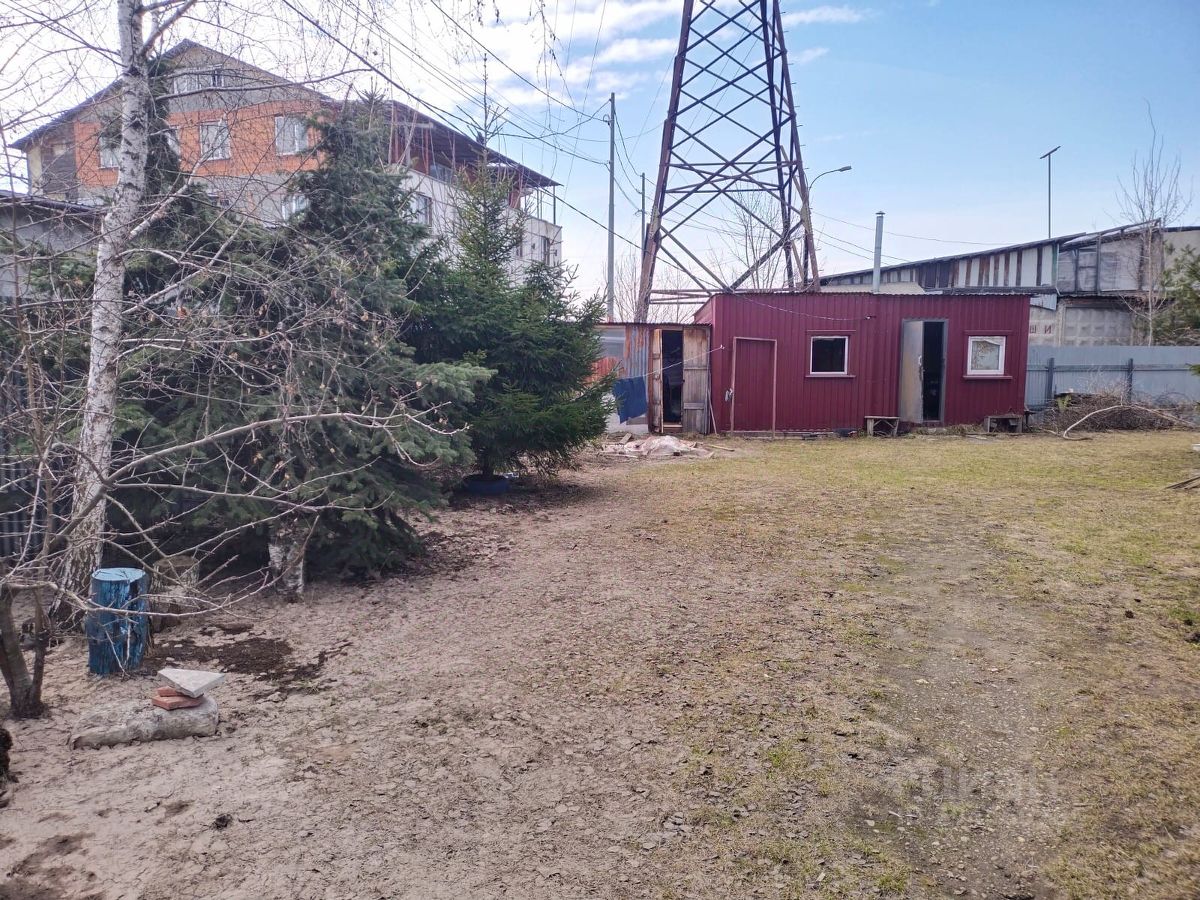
[13,40,562,264]
[14,41,328,222]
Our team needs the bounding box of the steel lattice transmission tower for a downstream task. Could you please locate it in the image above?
[635,0,820,320]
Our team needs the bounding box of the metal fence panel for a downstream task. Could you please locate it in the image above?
[1026,345,1200,408]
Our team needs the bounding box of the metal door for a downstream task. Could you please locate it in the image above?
[731,337,776,432]
[898,320,924,423]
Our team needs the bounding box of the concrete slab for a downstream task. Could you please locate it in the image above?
[158,667,226,698]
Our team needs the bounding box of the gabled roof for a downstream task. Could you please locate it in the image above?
[9,41,557,188]
[12,40,309,150]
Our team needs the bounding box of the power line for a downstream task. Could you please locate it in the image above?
[555,191,641,251]
[423,0,601,121]
[811,210,1017,248]
[320,0,604,159]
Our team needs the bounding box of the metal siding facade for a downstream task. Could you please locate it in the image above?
[703,293,1029,432]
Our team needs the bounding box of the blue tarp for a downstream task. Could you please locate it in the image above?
[612,376,648,423]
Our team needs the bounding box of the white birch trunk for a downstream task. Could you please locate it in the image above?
[268,517,311,602]
[61,0,152,603]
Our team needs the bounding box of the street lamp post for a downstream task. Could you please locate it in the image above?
[809,164,852,191]
[802,165,852,286]
[1039,146,1060,239]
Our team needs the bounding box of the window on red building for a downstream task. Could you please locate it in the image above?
[810,335,848,375]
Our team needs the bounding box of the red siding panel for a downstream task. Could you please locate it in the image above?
[697,292,1029,433]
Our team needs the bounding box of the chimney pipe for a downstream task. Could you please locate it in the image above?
[871,211,884,293]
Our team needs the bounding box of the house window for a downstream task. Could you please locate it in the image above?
[281,193,308,219]
[967,336,1006,375]
[409,193,432,226]
[199,120,231,161]
[274,116,308,156]
[540,235,552,264]
[429,161,454,183]
[810,335,849,375]
[99,134,120,169]
[174,68,225,94]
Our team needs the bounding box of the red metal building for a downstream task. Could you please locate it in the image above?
[694,292,1029,433]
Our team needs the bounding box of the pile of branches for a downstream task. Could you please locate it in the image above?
[1040,391,1199,438]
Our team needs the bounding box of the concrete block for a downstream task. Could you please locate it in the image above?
[158,667,225,698]
[70,696,219,749]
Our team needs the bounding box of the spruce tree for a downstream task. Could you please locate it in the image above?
[410,162,611,478]
[107,93,489,579]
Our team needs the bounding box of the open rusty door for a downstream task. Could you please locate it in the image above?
[681,326,710,433]
[648,327,664,432]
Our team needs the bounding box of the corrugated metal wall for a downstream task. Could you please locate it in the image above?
[702,292,1030,432]
[597,323,712,433]
[1026,345,1200,408]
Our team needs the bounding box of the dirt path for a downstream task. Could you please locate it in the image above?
[2,435,1197,899]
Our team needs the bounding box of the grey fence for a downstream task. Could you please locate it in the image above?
[1027,345,1200,409]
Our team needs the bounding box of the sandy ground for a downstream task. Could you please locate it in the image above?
[2,434,1198,899]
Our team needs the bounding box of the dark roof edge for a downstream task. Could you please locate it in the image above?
[0,188,101,217]
[823,233,1087,281]
[825,221,1200,282]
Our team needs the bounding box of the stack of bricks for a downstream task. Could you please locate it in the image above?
[151,686,206,710]
[150,667,225,710]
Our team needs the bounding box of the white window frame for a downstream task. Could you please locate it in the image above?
[274,115,308,156]
[281,193,308,219]
[174,68,224,94]
[199,119,231,162]
[99,134,120,169]
[410,193,432,226]
[809,334,849,376]
[966,335,1006,376]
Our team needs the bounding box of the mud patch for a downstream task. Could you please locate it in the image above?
[144,634,349,695]
[0,878,101,900]
[4,832,96,898]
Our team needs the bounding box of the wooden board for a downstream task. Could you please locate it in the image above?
[648,328,664,433]
[681,326,710,434]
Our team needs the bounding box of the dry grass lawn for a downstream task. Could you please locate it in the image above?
[643,431,1200,898]
[1,431,1197,899]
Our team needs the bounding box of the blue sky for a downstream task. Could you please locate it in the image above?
[4,1,1196,300]
[472,0,1199,294]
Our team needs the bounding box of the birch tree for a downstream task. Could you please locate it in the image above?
[0,6,489,716]
[61,0,172,599]
[1117,109,1192,346]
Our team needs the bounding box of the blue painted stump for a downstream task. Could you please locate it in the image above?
[85,568,151,676]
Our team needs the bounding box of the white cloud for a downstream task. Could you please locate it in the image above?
[595,37,678,66]
[795,47,830,65]
[782,5,869,26]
